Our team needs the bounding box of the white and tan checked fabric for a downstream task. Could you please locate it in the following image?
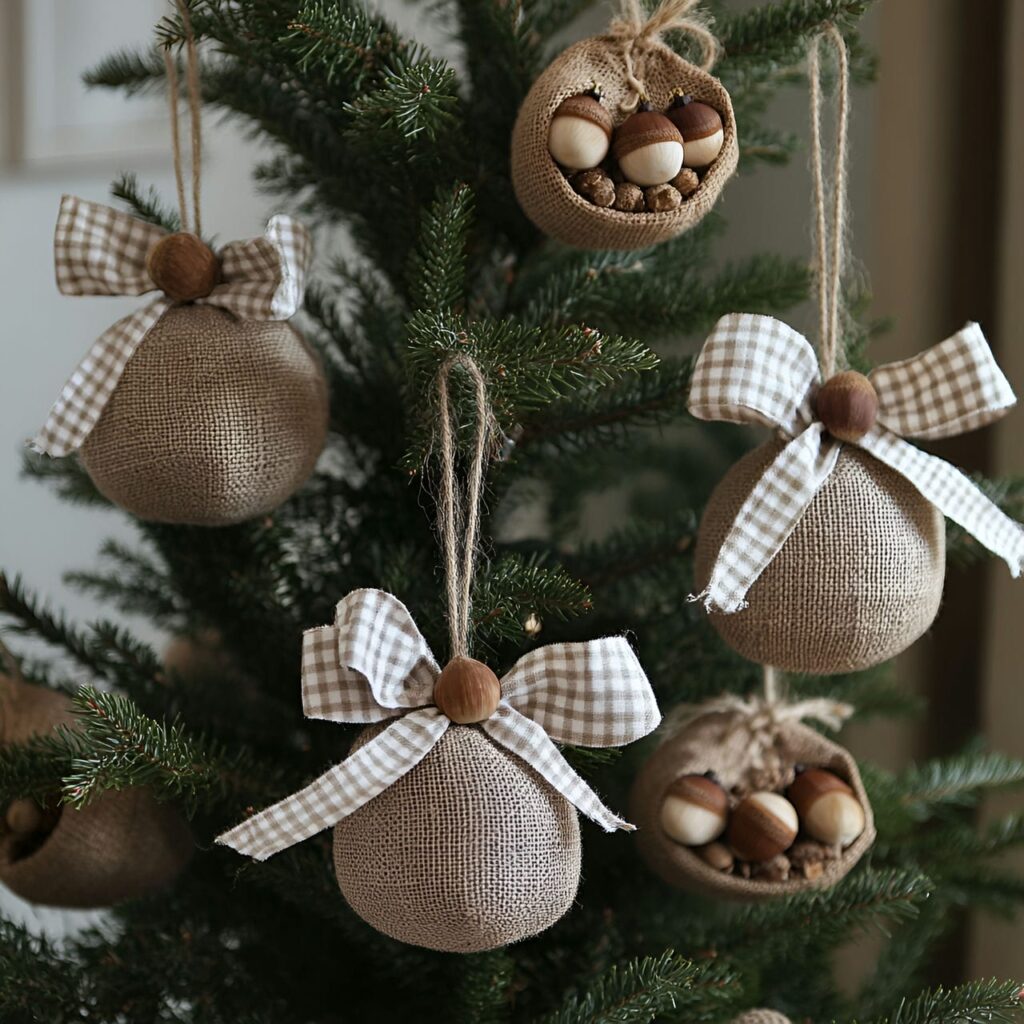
[218,588,661,860]
[689,313,1024,613]
[34,196,312,457]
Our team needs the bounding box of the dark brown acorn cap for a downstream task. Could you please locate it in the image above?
[665,97,723,142]
[553,94,613,138]
[612,110,682,161]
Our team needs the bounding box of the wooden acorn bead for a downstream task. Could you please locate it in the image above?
[788,768,866,847]
[612,105,684,187]
[666,94,724,169]
[727,791,798,862]
[5,798,44,835]
[548,91,613,171]
[659,773,728,846]
[146,232,221,303]
[814,370,879,443]
[432,657,501,725]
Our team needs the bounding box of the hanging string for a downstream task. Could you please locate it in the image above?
[435,355,498,660]
[609,0,720,112]
[762,664,781,704]
[807,25,850,379]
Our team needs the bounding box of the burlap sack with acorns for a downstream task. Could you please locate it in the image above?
[630,708,875,900]
[511,34,738,250]
[81,306,328,526]
[695,439,945,675]
[0,675,192,908]
[333,723,581,953]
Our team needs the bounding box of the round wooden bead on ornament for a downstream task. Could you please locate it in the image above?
[788,767,866,847]
[666,94,725,169]
[814,370,879,443]
[727,792,798,862]
[547,91,613,170]
[612,107,684,186]
[659,773,728,845]
[146,232,221,302]
[433,657,501,724]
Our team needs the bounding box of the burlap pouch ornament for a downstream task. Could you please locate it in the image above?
[731,1013,793,1024]
[630,689,874,901]
[218,357,661,952]
[32,10,327,526]
[0,671,192,908]
[687,31,1024,674]
[510,0,738,250]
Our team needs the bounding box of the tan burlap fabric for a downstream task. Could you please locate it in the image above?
[731,1012,793,1024]
[334,722,581,952]
[80,305,328,526]
[0,675,192,908]
[630,710,874,900]
[511,36,738,250]
[695,439,945,674]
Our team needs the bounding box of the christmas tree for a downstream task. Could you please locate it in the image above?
[2,1,1024,1021]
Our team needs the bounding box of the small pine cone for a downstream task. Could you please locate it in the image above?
[644,183,682,212]
[670,167,701,197]
[613,182,645,213]
[788,839,839,868]
[753,853,791,883]
[572,169,615,208]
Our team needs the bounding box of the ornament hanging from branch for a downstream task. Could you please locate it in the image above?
[218,354,661,952]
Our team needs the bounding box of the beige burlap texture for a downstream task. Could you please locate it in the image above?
[80,305,328,526]
[333,722,581,953]
[731,1012,793,1024]
[630,708,875,900]
[694,439,945,675]
[0,675,192,908]
[510,35,738,250]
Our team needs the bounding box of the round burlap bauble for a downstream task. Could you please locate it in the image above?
[731,1012,793,1024]
[511,35,738,250]
[629,710,875,901]
[80,305,329,526]
[0,675,192,908]
[695,439,945,674]
[333,722,581,952]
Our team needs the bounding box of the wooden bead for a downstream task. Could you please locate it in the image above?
[697,840,734,872]
[659,773,728,846]
[666,95,724,169]
[146,232,221,302]
[612,108,683,187]
[433,657,501,724]
[727,791,798,862]
[5,798,43,835]
[788,768,866,847]
[814,371,879,443]
[548,94,613,171]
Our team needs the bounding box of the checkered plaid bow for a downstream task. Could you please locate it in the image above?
[688,312,1024,614]
[33,194,312,457]
[217,589,661,861]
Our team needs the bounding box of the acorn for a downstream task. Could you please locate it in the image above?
[696,840,734,872]
[5,798,44,835]
[666,94,724,169]
[432,657,501,724]
[612,104,684,187]
[814,371,879,443]
[146,232,221,302]
[788,767,866,847]
[659,772,728,846]
[727,791,798,862]
[547,89,613,171]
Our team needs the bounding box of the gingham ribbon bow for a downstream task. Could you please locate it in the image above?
[217,589,661,861]
[689,312,1024,614]
[33,194,312,457]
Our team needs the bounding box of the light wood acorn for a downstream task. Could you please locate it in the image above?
[659,773,728,846]
[666,94,724,169]
[814,370,879,443]
[727,791,799,862]
[432,657,501,724]
[5,798,44,835]
[788,768,866,847]
[146,232,221,303]
[547,91,613,171]
[612,105,684,187]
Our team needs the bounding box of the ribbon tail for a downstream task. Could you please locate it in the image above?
[217,708,448,861]
[483,705,631,833]
[31,297,172,456]
[693,424,841,613]
[858,430,1024,577]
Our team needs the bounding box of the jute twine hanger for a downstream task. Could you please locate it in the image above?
[162,0,204,237]
[608,0,720,113]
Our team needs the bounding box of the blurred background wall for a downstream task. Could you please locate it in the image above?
[0,0,1021,975]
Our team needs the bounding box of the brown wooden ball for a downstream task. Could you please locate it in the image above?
[433,657,501,724]
[727,791,798,862]
[5,798,44,835]
[146,232,222,302]
[612,109,684,187]
[788,767,865,847]
[660,773,729,846]
[665,95,724,169]
[814,370,879,443]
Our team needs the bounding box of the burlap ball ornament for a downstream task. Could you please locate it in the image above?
[0,674,192,908]
[731,1012,793,1024]
[630,698,875,901]
[510,0,737,250]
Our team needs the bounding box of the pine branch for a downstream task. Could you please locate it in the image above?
[897,749,1024,820]
[453,951,515,1024]
[409,184,475,313]
[860,979,1023,1024]
[946,475,1024,567]
[110,172,181,231]
[0,921,88,1024]
[20,451,109,507]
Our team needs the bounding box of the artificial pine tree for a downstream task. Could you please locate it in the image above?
[2,1,1024,1022]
